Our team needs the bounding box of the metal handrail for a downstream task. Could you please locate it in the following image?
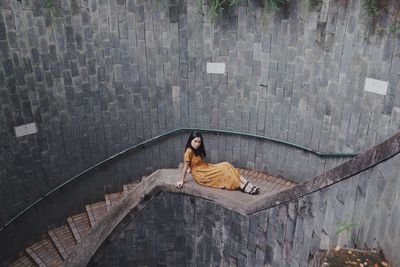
[0,127,357,232]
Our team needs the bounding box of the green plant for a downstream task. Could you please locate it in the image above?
[362,0,383,19]
[44,0,57,13]
[303,0,322,10]
[389,11,400,36]
[360,0,387,40]
[198,0,288,23]
[309,0,322,7]
[336,220,359,239]
[199,0,240,23]
[261,0,288,11]
[43,0,60,25]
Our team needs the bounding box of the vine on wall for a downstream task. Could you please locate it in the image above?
[17,0,391,28]
[198,0,388,25]
[362,0,383,19]
[304,0,323,10]
[43,0,61,25]
[198,0,289,23]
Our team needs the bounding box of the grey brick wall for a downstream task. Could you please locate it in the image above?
[89,191,195,267]
[89,152,400,266]
[0,0,399,238]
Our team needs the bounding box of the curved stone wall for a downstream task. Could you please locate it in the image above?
[1,0,400,243]
[89,192,195,267]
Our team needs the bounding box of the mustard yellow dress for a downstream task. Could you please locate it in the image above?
[184,148,240,190]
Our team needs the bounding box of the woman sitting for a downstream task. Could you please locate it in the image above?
[176,131,259,195]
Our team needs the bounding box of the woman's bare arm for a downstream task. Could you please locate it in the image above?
[176,161,189,188]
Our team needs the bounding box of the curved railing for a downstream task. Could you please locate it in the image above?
[0,127,357,232]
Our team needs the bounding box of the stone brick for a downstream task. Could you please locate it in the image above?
[67,43,77,60]
[30,48,41,66]
[379,165,399,212]
[0,18,6,41]
[7,31,17,49]
[51,62,62,78]
[40,53,49,70]
[2,58,13,76]
[0,40,10,58]
[49,45,57,63]
[383,94,395,115]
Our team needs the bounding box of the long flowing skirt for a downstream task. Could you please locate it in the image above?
[191,162,240,190]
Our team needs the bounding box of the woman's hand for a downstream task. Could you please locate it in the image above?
[176,180,184,188]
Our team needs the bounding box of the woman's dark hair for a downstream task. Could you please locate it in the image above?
[185,131,206,158]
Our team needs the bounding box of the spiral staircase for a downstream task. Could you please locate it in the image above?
[7,168,296,266]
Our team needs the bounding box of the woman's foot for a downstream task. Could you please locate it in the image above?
[240,180,260,195]
[249,185,259,195]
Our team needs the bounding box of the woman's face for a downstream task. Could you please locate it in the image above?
[191,137,201,149]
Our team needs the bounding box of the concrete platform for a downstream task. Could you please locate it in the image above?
[153,168,296,214]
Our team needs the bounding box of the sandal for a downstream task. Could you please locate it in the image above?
[241,181,259,195]
[241,181,249,193]
[249,185,260,195]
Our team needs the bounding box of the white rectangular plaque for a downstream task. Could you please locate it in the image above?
[14,122,38,138]
[364,78,388,95]
[206,62,226,74]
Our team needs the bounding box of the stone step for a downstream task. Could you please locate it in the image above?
[85,201,108,227]
[8,254,36,267]
[105,191,124,212]
[48,224,77,260]
[67,212,92,244]
[25,237,64,267]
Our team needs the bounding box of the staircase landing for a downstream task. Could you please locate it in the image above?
[171,166,296,212]
[178,164,296,196]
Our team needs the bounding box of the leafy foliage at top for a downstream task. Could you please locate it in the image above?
[199,0,289,23]
[198,0,388,24]
[43,0,60,25]
[362,0,384,18]
[198,0,240,23]
[262,0,289,11]
[304,0,323,10]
